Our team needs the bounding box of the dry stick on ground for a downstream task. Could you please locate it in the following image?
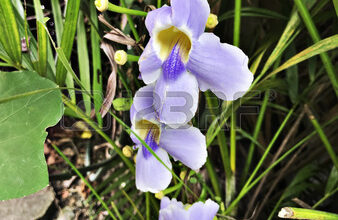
[244,110,306,219]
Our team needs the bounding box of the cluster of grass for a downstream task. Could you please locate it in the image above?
[0,0,337,219]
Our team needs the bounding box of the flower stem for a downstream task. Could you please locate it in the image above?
[205,157,222,198]
[107,2,147,16]
[278,207,338,220]
[127,54,140,62]
[117,0,141,42]
[157,0,161,8]
[233,0,241,46]
[304,104,338,170]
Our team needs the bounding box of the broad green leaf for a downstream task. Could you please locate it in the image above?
[0,70,63,200]
[0,0,22,67]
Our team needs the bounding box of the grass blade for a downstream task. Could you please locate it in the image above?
[33,0,48,77]
[55,0,81,85]
[304,104,338,169]
[51,143,117,220]
[267,35,338,80]
[51,0,63,46]
[0,0,22,67]
[295,0,338,97]
[90,0,103,126]
[278,207,338,220]
[77,11,91,115]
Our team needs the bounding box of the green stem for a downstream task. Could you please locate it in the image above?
[146,193,150,220]
[118,0,141,42]
[157,0,161,8]
[225,116,338,215]
[121,189,144,220]
[205,92,231,200]
[51,144,117,220]
[240,92,269,186]
[225,107,295,214]
[312,187,338,209]
[127,54,140,62]
[233,0,241,46]
[243,108,295,190]
[294,0,338,97]
[278,207,338,220]
[230,111,236,173]
[205,157,222,197]
[305,105,338,169]
[107,2,147,16]
[62,95,135,174]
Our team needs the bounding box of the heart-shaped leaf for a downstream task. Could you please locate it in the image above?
[0,70,63,200]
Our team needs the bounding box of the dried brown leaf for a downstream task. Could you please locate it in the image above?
[100,42,117,117]
[99,15,136,46]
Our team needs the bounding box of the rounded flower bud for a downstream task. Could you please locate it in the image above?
[206,13,218,29]
[122,145,133,158]
[155,191,164,200]
[114,50,128,65]
[95,0,109,12]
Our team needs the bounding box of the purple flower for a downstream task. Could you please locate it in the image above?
[139,0,253,126]
[159,196,219,220]
[130,85,207,193]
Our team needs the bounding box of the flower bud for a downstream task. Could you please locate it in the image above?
[179,170,187,180]
[122,145,133,158]
[81,131,92,139]
[95,0,109,12]
[155,191,164,200]
[206,13,218,29]
[114,50,128,65]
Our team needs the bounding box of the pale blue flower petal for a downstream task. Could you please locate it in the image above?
[187,33,253,101]
[139,39,162,84]
[159,197,189,220]
[131,84,157,123]
[160,197,184,210]
[171,0,210,39]
[160,126,207,170]
[135,147,172,193]
[145,5,172,36]
[154,71,199,127]
[188,199,219,220]
[159,197,219,220]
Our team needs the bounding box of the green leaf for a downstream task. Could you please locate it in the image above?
[269,35,338,78]
[51,0,63,46]
[55,0,81,85]
[0,0,22,67]
[113,98,133,111]
[77,11,91,115]
[0,70,63,200]
[334,0,338,17]
[286,44,299,104]
[90,0,103,126]
[325,166,338,194]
